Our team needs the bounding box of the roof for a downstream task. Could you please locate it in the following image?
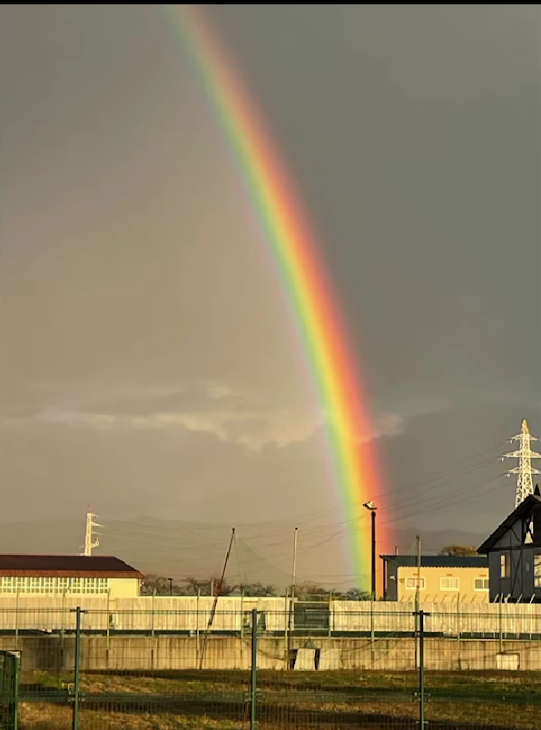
[380,554,488,569]
[0,554,144,579]
[478,493,541,554]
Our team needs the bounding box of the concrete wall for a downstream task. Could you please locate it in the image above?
[4,634,541,672]
[1,596,541,634]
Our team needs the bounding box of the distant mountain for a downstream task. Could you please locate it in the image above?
[391,527,487,555]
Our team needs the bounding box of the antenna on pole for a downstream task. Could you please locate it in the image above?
[502,420,541,507]
[199,527,235,669]
[81,505,103,556]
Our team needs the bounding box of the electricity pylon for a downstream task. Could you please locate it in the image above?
[502,420,541,507]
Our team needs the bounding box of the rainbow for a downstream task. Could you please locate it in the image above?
[166,4,390,588]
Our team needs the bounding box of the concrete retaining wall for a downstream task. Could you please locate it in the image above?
[3,635,541,673]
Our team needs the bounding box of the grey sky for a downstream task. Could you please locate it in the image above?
[0,5,539,584]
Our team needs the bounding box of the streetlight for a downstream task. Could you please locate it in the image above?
[168,578,173,596]
[363,502,377,600]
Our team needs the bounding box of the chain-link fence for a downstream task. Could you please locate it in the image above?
[1,605,540,729]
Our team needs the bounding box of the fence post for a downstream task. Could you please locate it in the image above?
[72,606,82,730]
[12,650,20,730]
[498,596,503,653]
[241,587,245,640]
[286,589,294,668]
[151,589,156,638]
[196,588,201,659]
[250,608,258,730]
[328,591,333,638]
[14,591,19,648]
[370,597,375,667]
[284,589,289,668]
[61,590,66,648]
[414,589,420,669]
[418,609,426,729]
[456,596,461,669]
[106,589,111,648]
[414,609,429,728]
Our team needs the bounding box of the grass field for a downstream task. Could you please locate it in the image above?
[15,669,541,729]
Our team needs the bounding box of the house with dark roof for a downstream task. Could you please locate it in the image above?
[0,554,144,599]
[381,554,489,602]
[478,488,541,602]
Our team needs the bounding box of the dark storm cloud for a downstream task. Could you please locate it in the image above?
[0,4,539,578]
[208,4,541,406]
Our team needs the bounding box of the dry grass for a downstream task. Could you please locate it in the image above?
[15,669,541,730]
[18,704,243,730]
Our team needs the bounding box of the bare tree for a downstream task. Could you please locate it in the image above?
[439,545,479,557]
[341,588,372,601]
[182,576,236,596]
[238,583,277,597]
[293,582,331,600]
[140,574,188,596]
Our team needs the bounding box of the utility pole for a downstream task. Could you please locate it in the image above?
[286,527,298,664]
[415,534,421,670]
[363,502,377,599]
[291,527,298,600]
[371,510,377,599]
[81,506,102,556]
[416,535,422,611]
[503,419,541,507]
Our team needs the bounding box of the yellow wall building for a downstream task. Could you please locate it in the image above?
[0,554,143,600]
[381,555,489,603]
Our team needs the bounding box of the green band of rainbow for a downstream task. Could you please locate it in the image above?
[165,4,390,588]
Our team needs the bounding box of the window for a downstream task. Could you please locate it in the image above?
[474,578,489,591]
[525,518,534,544]
[406,577,425,590]
[0,575,110,594]
[0,578,13,593]
[534,553,541,588]
[440,577,459,591]
[500,553,510,578]
[81,578,91,594]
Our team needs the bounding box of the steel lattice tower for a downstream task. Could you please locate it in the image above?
[503,420,541,507]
